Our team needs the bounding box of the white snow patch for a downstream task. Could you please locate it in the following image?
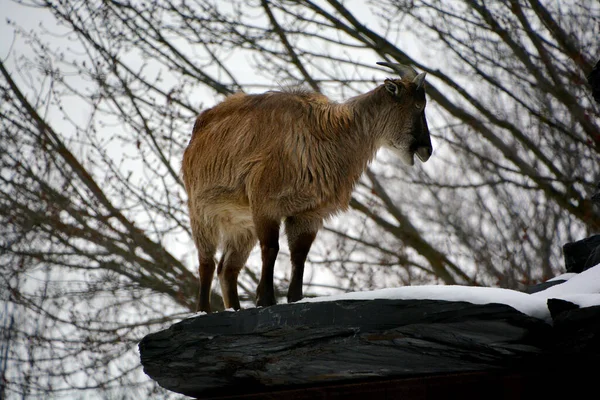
[300,264,600,322]
[185,311,208,319]
[547,273,577,282]
[300,285,551,320]
[532,263,600,298]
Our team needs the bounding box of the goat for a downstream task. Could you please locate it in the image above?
[182,62,432,313]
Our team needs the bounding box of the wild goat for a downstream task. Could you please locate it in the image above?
[182,62,432,313]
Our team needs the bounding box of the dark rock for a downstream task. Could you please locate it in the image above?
[546,298,579,320]
[585,243,600,270]
[548,304,600,368]
[562,234,600,273]
[139,299,551,398]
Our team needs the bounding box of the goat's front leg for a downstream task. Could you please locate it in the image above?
[255,217,280,307]
[285,215,321,303]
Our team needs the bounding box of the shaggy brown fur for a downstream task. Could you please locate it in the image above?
[182,68,432,312]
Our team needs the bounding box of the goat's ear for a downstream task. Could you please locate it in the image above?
[384,79,402,98]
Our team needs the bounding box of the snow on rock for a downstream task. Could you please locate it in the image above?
[300,285,551,320]
[300,263,600,322]
[532,262,600,298]
[547,273,577,282]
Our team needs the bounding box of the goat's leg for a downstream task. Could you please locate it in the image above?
[285,215,321,303]
[255,218,280,307]
[198,255,216,313]
[192,220,218,313]
[217,230,256,310]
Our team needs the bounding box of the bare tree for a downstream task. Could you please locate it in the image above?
[1,0,598,397]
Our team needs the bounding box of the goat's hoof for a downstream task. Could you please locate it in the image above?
[256,296,276,308]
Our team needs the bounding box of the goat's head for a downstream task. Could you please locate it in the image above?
[376,61,432,166]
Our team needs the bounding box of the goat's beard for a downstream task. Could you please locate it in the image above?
[388,145,415,166]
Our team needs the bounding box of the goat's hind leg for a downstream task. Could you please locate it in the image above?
[191,220,218,313]
[218,229,256,310]
[285,215,321,303]
[255,217,280,307]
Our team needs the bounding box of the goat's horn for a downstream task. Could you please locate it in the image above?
[413,72,427,91]
[376,62,418,79]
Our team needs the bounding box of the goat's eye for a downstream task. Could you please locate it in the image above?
[414,103,422,110]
